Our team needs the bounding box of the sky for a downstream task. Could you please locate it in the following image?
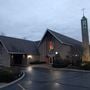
[0,0,90,41]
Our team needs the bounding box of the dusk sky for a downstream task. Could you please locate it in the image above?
[0,0,90,41]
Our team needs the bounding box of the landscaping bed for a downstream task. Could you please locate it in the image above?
[52,59,90,71]
[30,61,46,65]
[0,67,22,83]
[67,62,90,70]
[52,59,70,68]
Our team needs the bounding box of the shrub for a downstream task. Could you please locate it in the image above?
[52,60,70,68]
[0,67,21,83]
[30,61,46,64]
[80,62,90,70]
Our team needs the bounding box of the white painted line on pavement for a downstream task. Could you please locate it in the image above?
[17,83,26,90]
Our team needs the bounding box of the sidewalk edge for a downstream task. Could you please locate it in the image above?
[0,72,25,89]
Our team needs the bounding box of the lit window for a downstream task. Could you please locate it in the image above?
[49,41,54,50]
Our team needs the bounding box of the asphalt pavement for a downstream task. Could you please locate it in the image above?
[1,65,90,90]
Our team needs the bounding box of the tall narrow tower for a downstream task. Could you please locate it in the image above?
[81,9,90,62]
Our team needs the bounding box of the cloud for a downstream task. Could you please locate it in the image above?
[0,0,90,41]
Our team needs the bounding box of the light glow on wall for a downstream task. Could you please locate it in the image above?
[75,54,78,57]
[11,55,13,59]
[23,54,25,58]
[27,55,32,59]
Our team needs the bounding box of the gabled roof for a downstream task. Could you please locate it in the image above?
[0,36,39,55]
[39,29,82,48]
[48,29,82,46]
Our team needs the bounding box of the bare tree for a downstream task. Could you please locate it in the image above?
[0,32,6,36]
[22,37,27,40]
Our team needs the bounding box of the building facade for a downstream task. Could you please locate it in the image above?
[1,15,90,67]
[0,36,39,67]
[39,30,82,65]
[0,29,83,67]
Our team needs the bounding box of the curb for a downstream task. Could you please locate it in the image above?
[52,68,90,73]
[0,72,25,89]
[48,66,90,73]
[32,65,90,73]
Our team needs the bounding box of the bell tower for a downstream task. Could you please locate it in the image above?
[81,9,90,62]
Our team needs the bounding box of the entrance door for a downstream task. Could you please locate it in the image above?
[13,54,23,66]
[49,57,54,64]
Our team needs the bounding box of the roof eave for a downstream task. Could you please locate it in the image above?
[0,40,9,53]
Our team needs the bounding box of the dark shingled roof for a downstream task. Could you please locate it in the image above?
[48,29,82,47]
[38,29,82,51]
[34,41,40,48]
[0,36,39,55]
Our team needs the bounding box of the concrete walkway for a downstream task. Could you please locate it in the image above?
[31,64,90,73]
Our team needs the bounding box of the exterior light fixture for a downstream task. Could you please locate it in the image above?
[27,55,32,59]
[55,52,58,55]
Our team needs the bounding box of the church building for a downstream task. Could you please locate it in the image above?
[0,15,89,67]
[38,29,82,65]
